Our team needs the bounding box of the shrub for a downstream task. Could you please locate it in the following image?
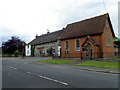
[14,50,20,57]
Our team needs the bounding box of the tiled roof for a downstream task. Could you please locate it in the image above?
[82,36,99,46]
[29,30,63,45]
[60,13,115,40]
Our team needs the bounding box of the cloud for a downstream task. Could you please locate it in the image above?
[0,26,33,43]
[0,0,119,44]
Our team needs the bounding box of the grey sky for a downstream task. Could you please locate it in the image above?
[0,0,119,45]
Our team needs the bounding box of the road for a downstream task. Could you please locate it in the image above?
[2,57,118,88]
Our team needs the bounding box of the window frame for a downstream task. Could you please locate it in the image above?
[75,39,80,51]
[106,32,111,46]
[28,45,29,48]
[65,41,69,54]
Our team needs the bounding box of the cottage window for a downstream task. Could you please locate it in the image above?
[106,32,111,46]
[27,50,29,54]
[28,45,29,48]
[65,41,69,54]
[76,39,80,51]
[52,49,55,54]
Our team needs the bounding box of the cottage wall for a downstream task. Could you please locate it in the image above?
[34,42,59,56]
[25,45,31,56]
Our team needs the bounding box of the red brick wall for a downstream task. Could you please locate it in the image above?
[60,20,115,59]
[61,36,101,59]
[101,20,115,57]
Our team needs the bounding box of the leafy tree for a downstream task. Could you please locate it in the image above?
[114,37,120,45]
[2,36,25,55]
[31,45,35,56]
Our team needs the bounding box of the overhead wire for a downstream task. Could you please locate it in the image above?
[102,0,107,13]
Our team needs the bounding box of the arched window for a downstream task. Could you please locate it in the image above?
[66,41,68,49]
[76,39,80,51]
[65,41,69,54]
[106,32,111,46]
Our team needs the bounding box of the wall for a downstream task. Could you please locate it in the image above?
[101,20,115,57]
[61,35,101,59]
[61,19,115,59]
[25,45,31,56]
[34,41,59,56]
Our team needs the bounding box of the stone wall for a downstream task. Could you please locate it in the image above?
[34,41,59,57]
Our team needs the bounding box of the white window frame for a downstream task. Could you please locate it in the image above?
[65,41,69,54]
[75,39,80,51]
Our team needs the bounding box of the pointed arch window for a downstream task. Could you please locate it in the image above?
[65,41,69,54]
[106,32,111,46]
[76,39,80,51]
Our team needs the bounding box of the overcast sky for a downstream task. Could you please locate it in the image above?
[0,0,119,45]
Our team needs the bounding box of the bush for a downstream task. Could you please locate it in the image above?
[20,51,25,57]
[14,50,20,57]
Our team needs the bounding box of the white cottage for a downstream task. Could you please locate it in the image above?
[25,44,31,56]
[25,30,63,57]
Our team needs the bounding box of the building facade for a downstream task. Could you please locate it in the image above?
[25,30,62,57]
[25,44,31,56]
[34,41,59,57]
[25,13,115,59]
[60,13,115,59]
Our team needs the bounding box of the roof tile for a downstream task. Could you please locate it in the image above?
[60,13,109,40]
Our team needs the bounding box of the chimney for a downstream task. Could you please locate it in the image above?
[36,33,38,38]
[47,29,50,34]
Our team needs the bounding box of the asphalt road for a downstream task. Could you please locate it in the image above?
[2,57,118,88]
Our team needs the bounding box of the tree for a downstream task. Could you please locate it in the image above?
[31,45,35,56]
[2,36,25,55]
[114,37,120,45]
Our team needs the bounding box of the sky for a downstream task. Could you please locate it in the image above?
[0,0,119,45]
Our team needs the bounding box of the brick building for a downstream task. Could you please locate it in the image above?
[59,13,115,59]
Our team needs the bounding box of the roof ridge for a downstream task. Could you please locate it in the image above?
[67,13,108,26]
[60,13,109,40]
[37,30,62,38]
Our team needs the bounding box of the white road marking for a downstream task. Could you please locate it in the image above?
[26,71,68,86]
[6,65,17,70]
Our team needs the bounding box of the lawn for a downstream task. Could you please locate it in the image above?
[0,56,15,58]
[36,59,79,64]
[112,55,120,59]
[74,61,119,69]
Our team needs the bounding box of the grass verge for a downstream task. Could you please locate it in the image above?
[36,59,79,64]
[74,61,119,68]
[0,56,17,58]
[112,55,120,59]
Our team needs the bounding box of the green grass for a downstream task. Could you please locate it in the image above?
[112,55,120,59]
[74,61,119,68]
[0,56,14,58]
[0,56,18,58]
[36,59,79,64]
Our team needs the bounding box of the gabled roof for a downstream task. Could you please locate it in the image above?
[29,30,63,45]
[82,36,99,47]
[60,13,115,40]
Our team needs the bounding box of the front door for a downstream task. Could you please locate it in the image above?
[85,42,93,60]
